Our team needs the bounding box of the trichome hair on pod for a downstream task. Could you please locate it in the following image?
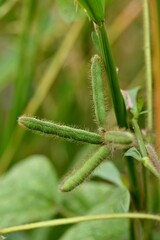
[60,146,110,192]
[18,116,103,145]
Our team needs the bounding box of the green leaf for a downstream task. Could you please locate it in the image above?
[5,232,29,240]
[93,161,124,187]
[124,147,142,161]
[60,182,130,239]
[137,96,145,114]
[61,182,130,214]
[0,155,60,228]
[125,87,144,118]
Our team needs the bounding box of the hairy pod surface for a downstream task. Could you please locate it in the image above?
[60,146,110,192]
[91,55,106,128]
[103,130,134,145]
[18,116,103,144]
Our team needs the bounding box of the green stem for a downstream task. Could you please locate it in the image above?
[143,0,153,131]
[131,119,149,240]
[1,213,160,234]
[132,119,147,157]
[132,119,148,210]
[130,122,160,177]
[126,157,141,211]
[96,23,127,128]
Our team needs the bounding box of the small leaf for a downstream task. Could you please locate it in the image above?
[137,96,144,114]
[124,87,141,115]
[0,155,60,228]
[124,147,142,161]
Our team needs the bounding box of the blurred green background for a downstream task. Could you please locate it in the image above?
[0,0,160,239]
[0,0,144,175]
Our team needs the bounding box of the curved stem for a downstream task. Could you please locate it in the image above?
[1,213,160,234]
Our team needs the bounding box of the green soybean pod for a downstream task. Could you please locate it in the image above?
[104,130,134,145]
[91,55,107,128]
[60,146,110,192]
[18,116,102,145]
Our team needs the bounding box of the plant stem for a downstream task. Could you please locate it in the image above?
[143,0,153,132]
[126,157,141,210]
[132,118,149,238]
[132,119,147,157]
[1,213,160,234]
[96,23,127,128]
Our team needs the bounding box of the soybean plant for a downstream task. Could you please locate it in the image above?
[18,55,134,192]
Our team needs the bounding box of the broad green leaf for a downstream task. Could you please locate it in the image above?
[0,155,60,228]
[61,182,130,215]
[5,232,29,240]
[124,147,142,161]
[60,182,130,240]
[30,227,51,240]
[93,161,124,187]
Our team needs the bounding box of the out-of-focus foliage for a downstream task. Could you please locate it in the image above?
[0,155,59,228]
[0,0,160,239]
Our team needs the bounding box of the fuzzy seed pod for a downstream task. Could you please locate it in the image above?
[103,130,134,145]
[18,116,102,145]
[60,146,110,192]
